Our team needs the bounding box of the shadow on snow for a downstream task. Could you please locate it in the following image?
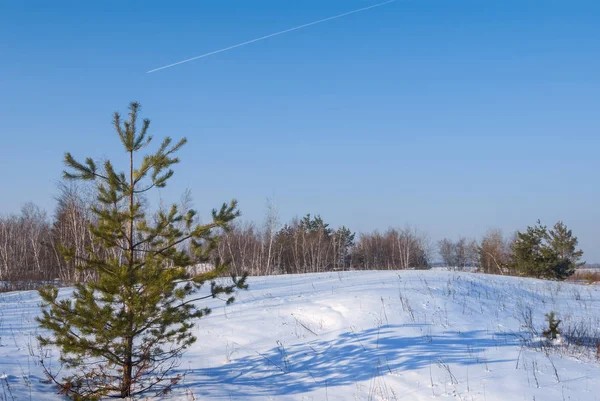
[181,324,518,398]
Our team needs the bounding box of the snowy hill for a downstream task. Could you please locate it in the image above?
[1,271,600,400]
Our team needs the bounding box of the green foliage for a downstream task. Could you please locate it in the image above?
[271,214,355,273]
[37,102,247,398]
[299,213,332,236]
[334,226,355,249]
[542,311,562,340]
[333,226,355,269]
[548,221,584,268]
[510,220,582,280]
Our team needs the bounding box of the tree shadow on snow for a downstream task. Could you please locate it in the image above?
[181,325,519,398]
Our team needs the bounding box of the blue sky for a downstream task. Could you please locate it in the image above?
[1,0,599,261]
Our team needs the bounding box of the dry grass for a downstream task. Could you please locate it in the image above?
[568,270,600,284]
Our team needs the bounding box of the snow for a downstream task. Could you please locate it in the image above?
[1,270,600,400]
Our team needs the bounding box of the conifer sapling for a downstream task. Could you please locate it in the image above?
[542,311,562,341]
[37,102,247,399]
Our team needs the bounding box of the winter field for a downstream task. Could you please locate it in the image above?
[1,270,600,401]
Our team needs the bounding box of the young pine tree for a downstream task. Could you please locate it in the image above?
[510,220,580,280]
[542,311,562,340]
[37,102,247,399]
[548,221,584,268]
[510,221,550,278]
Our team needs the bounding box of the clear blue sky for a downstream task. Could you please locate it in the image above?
[1,0,599,261]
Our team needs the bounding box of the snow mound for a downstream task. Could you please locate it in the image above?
[1,271,600,400]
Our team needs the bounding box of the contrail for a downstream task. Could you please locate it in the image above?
[147,0,397,73]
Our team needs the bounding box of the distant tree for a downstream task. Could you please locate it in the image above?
[273,221,300,273]
[332,226,355,270]
[0,203,55,287]
[511,221,553,278]
[353,228,430,270]
[548,221,584,268]
[456,237,479,269]
[438,238,456,268]
[438,237,478,270]
[478,228,509,274]
[37,102,247,399]
[397,227,431,269]
[298,214,332,272]
[217,221,263,276]
[50,182,99,282]
[510,220,580,280]
[264,198,280,275]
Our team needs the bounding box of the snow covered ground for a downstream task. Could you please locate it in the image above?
[2,270,600,400]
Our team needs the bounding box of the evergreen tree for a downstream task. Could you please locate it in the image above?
[511,221,549,278]
[548,221,584,267]
[332,226,355,270]
[37,102,247,399]
[411,244,431,269]
[510,220,580,280]
[299,213,332,236]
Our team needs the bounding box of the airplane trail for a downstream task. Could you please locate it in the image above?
[147,0,397,73]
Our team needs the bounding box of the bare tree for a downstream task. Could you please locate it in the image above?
[479,228,511,274]
[354,228,430,270]
[438,237,478,270]
[264,198,279,275]
[50,182,99,282]
[0,203,57,290]
[438,238,456,268]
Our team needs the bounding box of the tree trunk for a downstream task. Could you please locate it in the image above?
[121,332,133,397]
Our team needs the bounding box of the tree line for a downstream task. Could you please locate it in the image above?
[0,189,584,287]
[216,214,584,280]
